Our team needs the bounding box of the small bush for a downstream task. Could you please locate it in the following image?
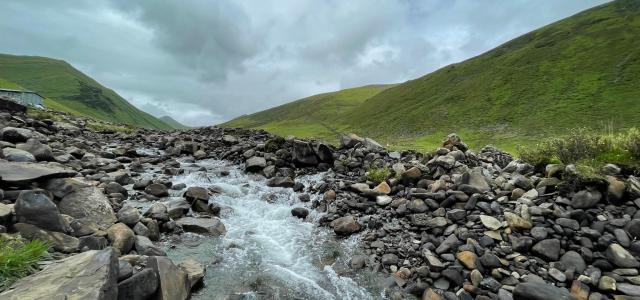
[0,238,48,290]
[625,128,640,159]
[519,127,640,170]
[366,166,391,183]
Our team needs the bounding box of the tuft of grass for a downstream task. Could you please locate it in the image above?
[0,238,48,290]
[366,166,391,183]
[86,122,135,134]
[518,127,640,171]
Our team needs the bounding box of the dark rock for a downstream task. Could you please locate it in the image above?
[292,140,318,166]
[145,183,169,197]
[14,190,65,232]
[291,207,309,219]
[266,176,295,188]
[532,239,561,261]
[513,282,576,300]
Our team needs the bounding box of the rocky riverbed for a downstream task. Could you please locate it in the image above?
[0,107,639,300]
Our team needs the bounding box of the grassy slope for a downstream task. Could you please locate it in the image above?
[345,0,640,152]
[222,84,394,143]
[0,54,172,130]
[159,116,190,129]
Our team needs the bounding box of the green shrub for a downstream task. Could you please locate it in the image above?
[519,127,640,170]
[366,166,391,183]
[0,238,48,290]
[624,128,640,159]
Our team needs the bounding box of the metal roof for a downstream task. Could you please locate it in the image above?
[0,88,44,98]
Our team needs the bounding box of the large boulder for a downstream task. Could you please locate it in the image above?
[148,256,191,300]
[14,223,79,253]
[107,223,135,255]
[59,186,117,230]
[0,126,33,143]
[176,217,226,236]
[292,140,318,166]
[14,190,65,232]
[2,147,35,162]
[0,248,118,300]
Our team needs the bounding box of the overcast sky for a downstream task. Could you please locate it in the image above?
[1,0,607,126]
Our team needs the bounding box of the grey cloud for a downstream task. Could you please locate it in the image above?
[0,0,609,126]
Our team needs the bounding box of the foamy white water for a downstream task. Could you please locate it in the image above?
[150,159,380,300]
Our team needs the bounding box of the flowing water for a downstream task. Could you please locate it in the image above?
[132,158,384,299]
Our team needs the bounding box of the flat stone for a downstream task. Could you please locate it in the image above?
[14,222,79,253]
[513,282,576,300]
[0,249,117,300]
[480,215,502,230]
[617,283,640,296]
[0,162,76,185]
[176,217,226,236]
[2,147,35,162]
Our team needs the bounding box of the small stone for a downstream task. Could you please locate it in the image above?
[504,211,532,230]
[513,282,575,300]
[373,181,391,194]
[480,215,502,230]
[331,216,361,235]
[570,280,589,300]
[376,195,392,206]
[456,251,478,269]
[598,275,616,291]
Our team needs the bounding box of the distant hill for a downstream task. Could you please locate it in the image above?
[0,54,172,130]
[221,84,394,143]
[159,116,190,129]
[223,0,640,152]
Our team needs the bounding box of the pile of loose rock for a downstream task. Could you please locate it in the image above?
[1,105,639,300]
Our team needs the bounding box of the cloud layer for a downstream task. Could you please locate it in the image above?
[0,0,607,126]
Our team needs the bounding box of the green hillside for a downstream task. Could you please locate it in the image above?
[346,0,640,151]
[159,116,190,129]
[222,84,394,143]
[0,54,172,130]
[223,0,640,153]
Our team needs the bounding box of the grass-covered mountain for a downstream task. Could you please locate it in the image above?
[222,84,394,142]
[224,0,640,152]
[159,116,190,129]
[0,54,172,130]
